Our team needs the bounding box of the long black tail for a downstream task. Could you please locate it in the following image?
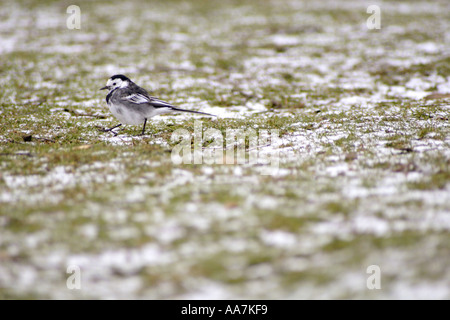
[170,106,216,117]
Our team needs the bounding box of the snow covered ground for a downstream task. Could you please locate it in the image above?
[0,0,449,299]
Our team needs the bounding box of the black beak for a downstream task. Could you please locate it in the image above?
[100,86,108,90]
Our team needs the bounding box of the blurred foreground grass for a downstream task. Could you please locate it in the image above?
[0,0,449,299]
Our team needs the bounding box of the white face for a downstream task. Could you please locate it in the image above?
[106,78,128,90]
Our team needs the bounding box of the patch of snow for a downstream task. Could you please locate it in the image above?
[260,230,297,248]
[269,34,301,46]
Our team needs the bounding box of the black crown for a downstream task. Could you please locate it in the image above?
[110,74,130,81]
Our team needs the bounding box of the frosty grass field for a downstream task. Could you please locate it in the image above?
[0,0,449,299]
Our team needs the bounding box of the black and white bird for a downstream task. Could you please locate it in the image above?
[100,74,215,135]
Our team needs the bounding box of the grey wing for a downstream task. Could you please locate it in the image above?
[120,92,175,109]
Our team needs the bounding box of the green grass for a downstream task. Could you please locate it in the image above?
[0,0,449,300]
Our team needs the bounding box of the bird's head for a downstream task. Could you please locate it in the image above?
[100,74,131,91]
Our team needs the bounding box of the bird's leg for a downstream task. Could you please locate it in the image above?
[100,123,122,132]
[139,118,147,136]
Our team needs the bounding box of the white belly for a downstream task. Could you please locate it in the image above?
[109,104,145,125]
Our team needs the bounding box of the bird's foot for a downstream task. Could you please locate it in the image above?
[96,124,123,135]
[136,133,151,137]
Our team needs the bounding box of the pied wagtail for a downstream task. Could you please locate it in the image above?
[100,74,215,135]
